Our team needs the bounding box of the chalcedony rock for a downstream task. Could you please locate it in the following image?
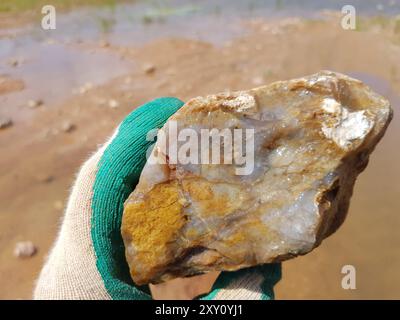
[121,71,392,285]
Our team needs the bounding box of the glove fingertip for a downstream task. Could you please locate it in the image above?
[130,97,184,121]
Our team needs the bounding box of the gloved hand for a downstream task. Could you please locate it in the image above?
[34,97,281,300]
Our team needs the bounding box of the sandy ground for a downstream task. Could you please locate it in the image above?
[0,9,399,299]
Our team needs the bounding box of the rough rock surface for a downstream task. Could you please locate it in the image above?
[121,71,392,285]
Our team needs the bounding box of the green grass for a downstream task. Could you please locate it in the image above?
[140,4,199,24]
[356,15,395,32]
[0,0,120,13]
[394,17,400,35]
[97,16,116,33]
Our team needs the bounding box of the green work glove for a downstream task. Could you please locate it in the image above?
[34,97,281,300]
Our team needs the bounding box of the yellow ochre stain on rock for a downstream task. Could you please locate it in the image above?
[182,179,244,218]
[182,179,242,217]
[228,219,269,245]
[182,179,213,200]
[122,181,186,281]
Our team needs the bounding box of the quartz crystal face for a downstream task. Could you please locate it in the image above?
[121,71,392,285]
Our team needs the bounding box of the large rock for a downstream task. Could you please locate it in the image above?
[121,71,392,285]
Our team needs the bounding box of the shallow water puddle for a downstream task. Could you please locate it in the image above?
[0,38,131,121]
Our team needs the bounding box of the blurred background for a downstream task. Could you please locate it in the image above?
[0,0,399,299]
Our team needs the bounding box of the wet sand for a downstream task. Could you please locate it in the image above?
[0,2,399,299]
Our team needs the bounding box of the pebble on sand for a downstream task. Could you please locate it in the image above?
[61,121,76,133]
[99,40,110,48]
[108,99,119,109]
[14,241,37,258]
[0,118,13,130]
[27,99,44,109]
[36,174,55,183]
[8,58,20,67]
[77,82,93,94]
[143,64,156,75]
